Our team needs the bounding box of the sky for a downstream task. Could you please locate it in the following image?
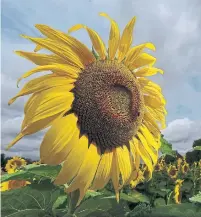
[1,0,201,159]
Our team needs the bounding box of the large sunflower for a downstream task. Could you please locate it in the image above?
[7,13,166,204]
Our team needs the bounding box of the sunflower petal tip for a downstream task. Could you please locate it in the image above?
[6,133,24,150]
[17,78,22,87]
[8,98,15,105]
[20,34,28,39]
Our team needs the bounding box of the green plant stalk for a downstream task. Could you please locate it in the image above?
[63,190,80,217]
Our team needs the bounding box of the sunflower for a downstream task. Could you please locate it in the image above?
[174,179,184,204]
[167,165,178,179]
[32,160,41,165]
[177,158,183,170]
[7,12,166,205]
[154,162,163,171]
[5,156,27,174]
[181,161,189,174]
[0,180,30,192]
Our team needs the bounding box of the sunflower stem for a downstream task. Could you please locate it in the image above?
[63,190,80,217]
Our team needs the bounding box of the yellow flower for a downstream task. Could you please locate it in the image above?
[174,179,184,204]
[154,162,163,171]
[32,160,41,165]
[130,170,144,188]
[5,156,27,174]
[181,161,189,174]
[177,158,183,170]
[167,165,178,179]
[0,180,30,192]
[7,12,166,205]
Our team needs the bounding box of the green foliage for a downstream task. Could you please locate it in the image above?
[193,138,201,148]
[186,150,201,164]
[92,46,99,59]
[190,192,201,204]
[1,164,61,183]
[1,136,201,217]
[1,181,65,217]
[149,203,201,217]
[125,203,152,217]
[160,137,177,157]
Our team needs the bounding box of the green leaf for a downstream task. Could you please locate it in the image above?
[125,203,152,217]
[92,47,99,59]
[194,146,201,151]
[1,181,64,217]
[190,192,201,204]
[1,164,61,183]
[149,203,201,217]
[121,190,150,204]
[160,137,176,157]
[75,196,113,217]
[181,179,194,192]
[52,195,68,210]
[154,198,166,207]
[84,190,103,200]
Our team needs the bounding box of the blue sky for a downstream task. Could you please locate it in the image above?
[1,0,201,159]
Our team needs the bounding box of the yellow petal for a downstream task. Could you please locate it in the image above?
[6,133,24,150]
[99,12,120,60]
[68,24,106,60]
[135,67,163,77]
[147,106,166,129]
[133,138,153,174]
[40,113,79,165]
[35,24,95,65]
[129,140,140,171]
[143,119,160,138]
[142,85,166,106]
[111,148,120,202]
[21,35,84,68]
[54,135,88,185]
[91,150,113,190]
[66,144,101,206]
[144,95,165,110]
[15,51,66,66]
[129,53,156,70]
[138,77,162,92]
[124,43,155,67]
[118,16,136,62]
[140,125,160,150]
[34,45,43,52]
[17,64,79,86]
[137,132,158,165]
[6,112,65,150]
[22,86,74,130]
[0,182,9,191]
[116,146,132,185]
[9,74,75,105]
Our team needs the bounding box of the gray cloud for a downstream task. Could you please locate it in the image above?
[162,118,201,154]
[1,0,201,159]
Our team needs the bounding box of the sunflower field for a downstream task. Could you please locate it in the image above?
[1,12,201,217]
[1,138,201,217]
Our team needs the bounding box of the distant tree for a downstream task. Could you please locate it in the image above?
[193,138,201,148]
[1,153,6,170]
[186,150,201,164]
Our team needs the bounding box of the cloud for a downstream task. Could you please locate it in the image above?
[162,118,201,154]
[1,0,201,159]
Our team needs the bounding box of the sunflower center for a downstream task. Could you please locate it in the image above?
[72,60,144,153]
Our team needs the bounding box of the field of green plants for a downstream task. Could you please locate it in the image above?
[1,137,201,217]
